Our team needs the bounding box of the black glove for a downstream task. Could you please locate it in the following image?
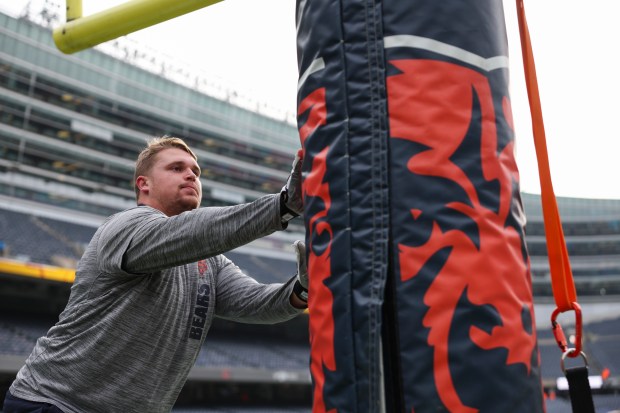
[292,240,308,303]
[280,150,303,223]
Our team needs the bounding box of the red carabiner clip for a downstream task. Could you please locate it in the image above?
[551,302,582,358]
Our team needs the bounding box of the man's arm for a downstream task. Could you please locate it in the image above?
[214,241,308,321]
[99,194,283,275]
[214,256,302,324]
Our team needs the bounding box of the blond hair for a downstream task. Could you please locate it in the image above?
[134,136,197,200]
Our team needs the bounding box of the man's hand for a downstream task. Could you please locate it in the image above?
[281,150,303,221]
[292,240,308,304]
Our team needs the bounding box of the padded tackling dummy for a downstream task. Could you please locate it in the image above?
[296,1,544,412]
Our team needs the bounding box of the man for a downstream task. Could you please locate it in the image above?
[4,136,308,413]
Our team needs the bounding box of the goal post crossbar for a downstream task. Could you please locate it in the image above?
[54,0,223,54]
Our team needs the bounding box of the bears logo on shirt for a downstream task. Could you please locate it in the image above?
[197,259,208,278]
[189,259,211,340]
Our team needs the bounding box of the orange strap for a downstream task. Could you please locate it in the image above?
[515,0,582,354]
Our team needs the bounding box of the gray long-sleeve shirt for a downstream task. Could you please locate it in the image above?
[10,194,302,413]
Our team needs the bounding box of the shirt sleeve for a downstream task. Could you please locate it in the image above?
[214,255,302,323]
[97,193,284,275]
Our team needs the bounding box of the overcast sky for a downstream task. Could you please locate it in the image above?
[2,0,620,200]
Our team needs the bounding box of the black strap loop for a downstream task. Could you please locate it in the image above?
[565,366,596,413]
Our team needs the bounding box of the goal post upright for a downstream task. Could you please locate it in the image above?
[296,1,545,411]
[65,0,82,22]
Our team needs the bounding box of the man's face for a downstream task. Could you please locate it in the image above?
[137,148,202,216]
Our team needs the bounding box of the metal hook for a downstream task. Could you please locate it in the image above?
[560,349,588,375]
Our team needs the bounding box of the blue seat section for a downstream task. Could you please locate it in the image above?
[537,316,620,380]
[544,397,573,413]
[582,317,620,375]
[36,215,97,245]
[537,327,565,379]
[225,251,295,284]
[0,209,95,265]
[0,313,53,356]
[196,337,308,370]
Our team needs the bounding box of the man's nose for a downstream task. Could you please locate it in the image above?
[185,169,197,180]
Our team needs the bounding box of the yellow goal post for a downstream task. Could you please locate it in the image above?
[53,0,223,54]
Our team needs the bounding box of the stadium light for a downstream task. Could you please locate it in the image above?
[53,0,223,54]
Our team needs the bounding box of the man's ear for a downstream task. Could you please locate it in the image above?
[136,176,149,195]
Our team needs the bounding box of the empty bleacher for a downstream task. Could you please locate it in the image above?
[0,312,55,356]
[198,338,308,371]
[582,317,620,378]
[225,252,295,285]
[0,208,93,266]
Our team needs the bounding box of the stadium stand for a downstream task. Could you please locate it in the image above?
[0,4,619,411]
[0,208,91,266]
[522,193,620,297]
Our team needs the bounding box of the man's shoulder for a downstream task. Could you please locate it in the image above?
[107,205,163,221]
[98,206,164,234]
